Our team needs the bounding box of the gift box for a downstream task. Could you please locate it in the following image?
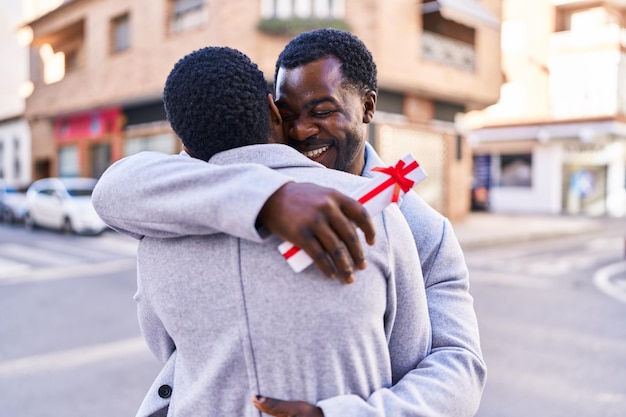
[278,153,428,272]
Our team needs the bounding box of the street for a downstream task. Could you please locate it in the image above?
[0,224,160,416]
[468,228,626,417]
[0,219,625,416]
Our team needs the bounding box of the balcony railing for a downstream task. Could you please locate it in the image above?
[421,31,475,72]
[548,25,625,118]
[550,24,626,53]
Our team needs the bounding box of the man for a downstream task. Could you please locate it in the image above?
[92,153,374,282]
[264,29,487,415]
[118,45,432,416]
[94,29,486,416]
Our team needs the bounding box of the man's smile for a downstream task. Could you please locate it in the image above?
[302,145,330,159]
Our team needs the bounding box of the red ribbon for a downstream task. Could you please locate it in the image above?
[283,159,418,261]
[282,245,300,260]
[362,160,417,203]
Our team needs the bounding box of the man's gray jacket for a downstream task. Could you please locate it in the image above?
[93,143,486,416]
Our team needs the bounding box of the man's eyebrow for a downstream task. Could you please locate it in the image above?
[308,97,336,107]
[275,97,337,110]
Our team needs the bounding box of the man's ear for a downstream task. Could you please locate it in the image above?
[267,93,285,144]
[267,94,282,126]
[363,90,377,124]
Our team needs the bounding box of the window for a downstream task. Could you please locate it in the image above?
[261,0,345,19]
[169,0,207,33]
[556,6,618,32]
[58,146,79,177]
[421,10,476,72]
[124,134,177,156]
[90,143,112,178]
[13,137,20,180]
[422,10,475,45]
[0,141,4,178]
[497,153,532,187]
[34,19,84,84]
[258,0,348,36]
[377,90,404,115]
[111,13,131,53]
[434,101,464,122]
[64,48,79,70]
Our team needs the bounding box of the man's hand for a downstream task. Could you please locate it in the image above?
[258,182,375,283]
[253,395,323,417]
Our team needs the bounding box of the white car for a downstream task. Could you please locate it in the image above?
[24,177,109,235]
[0,180,28,223]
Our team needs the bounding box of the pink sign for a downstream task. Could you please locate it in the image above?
[54,107,121,141]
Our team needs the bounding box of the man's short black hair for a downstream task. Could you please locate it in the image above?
[274,28,377,95]
[164,47,271,161]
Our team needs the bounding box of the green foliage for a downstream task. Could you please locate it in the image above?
[257,17,350,37]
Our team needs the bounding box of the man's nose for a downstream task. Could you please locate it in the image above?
[288,118,318,142]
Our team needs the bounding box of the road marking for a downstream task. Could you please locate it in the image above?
[0,257,31,277]
[0,338,150,377]
[83,235,139,256]
[0,258,137,284]
[0,243,82,266]
[470,270,553,288]
[35,240,129,259]
[595,392,625,404]
[593,261,626,304]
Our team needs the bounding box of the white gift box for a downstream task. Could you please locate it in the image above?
[278,153,428,272]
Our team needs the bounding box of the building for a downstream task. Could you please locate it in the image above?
[0,0,31,188]
[0,0,63,188]
[466,0,626,217]
[22,0,502,220]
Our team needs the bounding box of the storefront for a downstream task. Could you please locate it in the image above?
[52,100,178,179]
[121,100,178,156]
[561,140,624,217]
[54,107,123,178]
[469,119,626,217]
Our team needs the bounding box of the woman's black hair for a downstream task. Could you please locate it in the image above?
[164,46,271,161]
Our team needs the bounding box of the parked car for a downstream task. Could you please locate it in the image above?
[24,177,109,235]
[0,180,28,223]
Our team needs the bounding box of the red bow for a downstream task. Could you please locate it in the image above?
[362,160,417,203]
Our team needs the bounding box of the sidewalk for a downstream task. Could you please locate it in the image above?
[451,212,621,249]
[453,212,626,303]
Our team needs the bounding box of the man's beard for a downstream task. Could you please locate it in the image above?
[333,129,363,174]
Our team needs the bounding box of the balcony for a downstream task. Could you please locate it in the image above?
[550,24,626,53]
[551,0,626,6]
[30,19,85,86]
[421,31,475,72]
[548,25,625,118]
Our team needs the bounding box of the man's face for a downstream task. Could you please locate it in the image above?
[275,56,373,175]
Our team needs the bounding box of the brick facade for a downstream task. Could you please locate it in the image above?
[24,0,502,220]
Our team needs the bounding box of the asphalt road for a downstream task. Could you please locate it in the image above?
[0,225,160,417]
[468,230,626,417]
[0,221,624,416]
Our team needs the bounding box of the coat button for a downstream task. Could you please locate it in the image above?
[158,384,172,399]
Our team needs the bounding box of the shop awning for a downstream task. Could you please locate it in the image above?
[422,0,500,30]
[552,0,626,7]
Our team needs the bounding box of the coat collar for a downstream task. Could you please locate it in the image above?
[207,142,381,175]
[208,144,325,170]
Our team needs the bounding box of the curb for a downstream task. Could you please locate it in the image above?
[593,261,626,304]
[455,225,606,249]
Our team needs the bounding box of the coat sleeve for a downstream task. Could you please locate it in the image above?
[317,193,487,417]
[92,151,293,241]
[396,191,487,416]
